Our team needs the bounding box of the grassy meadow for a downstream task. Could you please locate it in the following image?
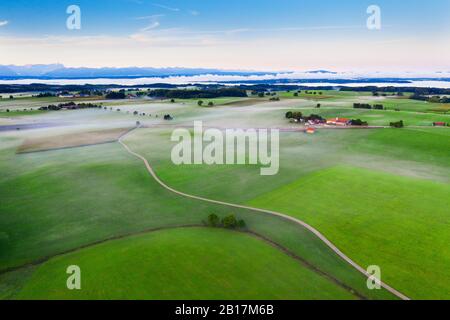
[0,88,448,300]
[15,228,359,300]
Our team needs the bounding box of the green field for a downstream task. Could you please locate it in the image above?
[248,166,450,300]
[0,89,448,300]
[0,128,393,300]
[15,227,359,300]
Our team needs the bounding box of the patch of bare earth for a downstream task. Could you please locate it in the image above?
[221,98,270,107]
[17,127,131,153]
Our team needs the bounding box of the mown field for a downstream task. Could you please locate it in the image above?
[248,166,450,300]
[15,227,358,300]
[0,119,393,300]
[0,89,448,300]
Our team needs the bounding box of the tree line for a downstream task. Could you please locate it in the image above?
[38,102,102,111]
[148,88,248,99]
[353,103,384,110]
[205,214,246,229]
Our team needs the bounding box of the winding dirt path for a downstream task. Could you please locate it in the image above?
[119,127,411,301]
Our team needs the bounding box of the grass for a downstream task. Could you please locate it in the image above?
[0,110,47,117]
[293,108,450,126]
[133,128,449,206]
[248,166,450,300]
[14,227,359,300]
[381,97,450,113]
[349,127,450,168]
[133,127,450,299]
[277,90,374,101]
[2,92,448,300]
[0,130,393,300]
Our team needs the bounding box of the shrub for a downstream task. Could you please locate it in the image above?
[390,120,404,128]
[207,214,220,227]
[221,215,238,229]
[350,119,368,126]
[238,220,246,229]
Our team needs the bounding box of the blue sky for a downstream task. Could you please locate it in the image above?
[0,0,449,71]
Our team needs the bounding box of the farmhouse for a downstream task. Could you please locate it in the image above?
[326,117,350,126]
[433,122,446,127]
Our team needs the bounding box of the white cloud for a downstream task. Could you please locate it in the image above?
[140,21,160,32]
[134,14,162,32]
[189,10,200,16]
[0,25,448,72]
[134,14,165,20]
[0,20,9,27]
[152,3,180,12]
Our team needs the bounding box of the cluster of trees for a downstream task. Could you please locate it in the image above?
[390,120,404,128]
[372,92,401,97]
[33,92,56,98]
[353,103,384,110]
[78,89,105,96]
[38,102,102,111]
[304,90,323,95]
[149,88,248,99]
[105,91,127,99]
[349,119,368,126]
[252,91,278,98]
[197,101,215,107]
[410,94,450,104]
[164,114,173,120]
[285,111,303,121]
[285,111,325,123]
[206,214,246,229]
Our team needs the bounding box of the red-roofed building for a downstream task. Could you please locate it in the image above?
[433,122,447,127]
[326,117,350,126]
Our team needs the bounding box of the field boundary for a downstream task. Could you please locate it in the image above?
[119,126,411,301]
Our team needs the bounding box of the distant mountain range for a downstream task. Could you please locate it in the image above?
[0,64,276,79]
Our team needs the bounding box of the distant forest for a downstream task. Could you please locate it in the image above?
[1,83,450,96]
[340,86,450,95]
[148,88,248,99]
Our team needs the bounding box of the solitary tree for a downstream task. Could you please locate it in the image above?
[198,100,204,106]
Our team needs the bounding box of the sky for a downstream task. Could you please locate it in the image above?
[0,0,449,72]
